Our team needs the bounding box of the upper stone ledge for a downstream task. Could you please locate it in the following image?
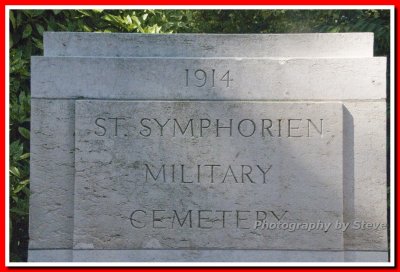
[31,56,386,100]
[43,32,374,58]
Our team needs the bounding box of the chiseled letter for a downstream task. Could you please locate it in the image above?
[288,119,302,137]
[154,119,170,136]
[172,210,192,228]
[140,118,152,137]
[307,119,323,137]
[130,210,146,228]
[200,119,211,137]
[173,119,194,136]
[108,117,126,136]
[94,117,106,136]
[261,119,273,137]
[145,164,166,182]
[257,165,272,183]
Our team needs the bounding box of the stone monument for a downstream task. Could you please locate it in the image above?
[28,32,388,262]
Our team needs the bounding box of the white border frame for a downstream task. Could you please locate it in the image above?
[5,5,395,267]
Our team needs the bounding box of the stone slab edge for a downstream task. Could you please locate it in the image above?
[28,100,387,251]
[29,99,75,249]
[28,249,388,262]
[31,57,386,100]
[43,32,374,58]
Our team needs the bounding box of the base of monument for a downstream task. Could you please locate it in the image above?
[28,249,388,263]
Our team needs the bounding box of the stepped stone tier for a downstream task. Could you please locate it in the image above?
[29,32,388,262]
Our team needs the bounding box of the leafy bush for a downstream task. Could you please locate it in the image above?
[9,9,390,262]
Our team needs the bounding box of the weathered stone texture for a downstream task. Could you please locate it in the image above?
[29,99,75,248]
[31,57,386,100]
[44,32,374,58]
[28,32,388,262]
[74,101,343,250]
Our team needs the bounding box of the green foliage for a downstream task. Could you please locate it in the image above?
[9,9,390,262]
[186,10,390,56]
[8,9,192,262]
[9,139,30,262]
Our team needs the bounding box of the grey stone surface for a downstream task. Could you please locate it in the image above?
[28,100,388,256]
[43,32,374,58]
[29,33,388,262]
[343,251,389,262]
[343,102,387,250]
[31,57,386,100]
[72,249,347,262]
[29,99,75,249]
[74,100,343,250]
[74,250,387,262]
[28,249,388,262]
[28,249,72,262]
